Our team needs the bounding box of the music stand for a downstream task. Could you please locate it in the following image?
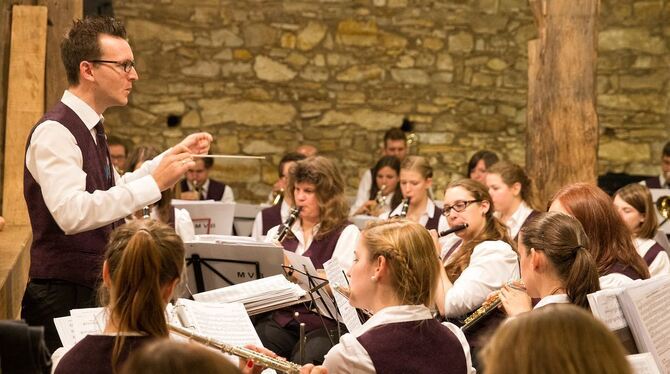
[233,203,266,237]
[171,200,235,235]
[183,240,284,294]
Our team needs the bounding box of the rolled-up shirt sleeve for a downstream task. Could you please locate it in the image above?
[26,121,162,235]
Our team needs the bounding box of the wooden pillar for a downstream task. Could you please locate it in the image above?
[2,5,48,225]
[43,0,83,109]
[526,0,600,204]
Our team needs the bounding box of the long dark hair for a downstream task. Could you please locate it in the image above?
[369,156,402,210]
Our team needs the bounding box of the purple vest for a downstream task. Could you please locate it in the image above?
[643,242,664,267]
[180,178,227,200]
[357,319,468,374]
[261,204,283,235]
[274,222,349,331]
[644,176,662,189]
[605,262,643,281]
[54,335,153,374]
[24,102,122,288]
[425,204,443,231]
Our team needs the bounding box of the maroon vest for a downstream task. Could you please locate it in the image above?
[180,178,227,200]
[644,176,662,189]
[643,242,664,267]
[54,335,153,374]
[425,204,443,231]
[274,222,349,331]
[605,262,643,281]
[261,204,283,235]
[24,102,122,288]
[357,319,468,374]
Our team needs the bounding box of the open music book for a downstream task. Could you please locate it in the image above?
[589,275,670,373]
[192,274,307,315]
[54,307,107,349]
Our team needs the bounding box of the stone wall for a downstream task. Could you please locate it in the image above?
[105,0,669,203]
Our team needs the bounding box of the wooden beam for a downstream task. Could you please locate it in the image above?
[0,225,32,319]
[526,0,600,204]
[2,5,48,225]
[44,0,83,109]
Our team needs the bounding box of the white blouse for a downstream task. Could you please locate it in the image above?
[444,240,519,317]
[533,294,570,309]
[634,238,670,277]
[500,201,534,239]
[323,305,474,374]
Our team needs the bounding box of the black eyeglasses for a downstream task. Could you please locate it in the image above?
[443,200,481,217]
[89,59,135,73]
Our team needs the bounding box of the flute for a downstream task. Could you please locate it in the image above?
[169,323,302,374]
[460,280,525,332]
[437,223,468,237]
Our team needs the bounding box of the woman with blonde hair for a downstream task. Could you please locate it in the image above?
[613,183,670,277]
[496,212,600,317]
[382,156,447,232]
[485,161,542,240]
[315,220,473,373]
[259,156,360,365]
[549,183,649,288]
[481,304,632,374]
[53,220,185,373]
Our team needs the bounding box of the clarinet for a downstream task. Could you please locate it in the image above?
[275,207,301,242]
[395,198,410,218]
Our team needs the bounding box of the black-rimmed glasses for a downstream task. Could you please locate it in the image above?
[443,199,481,217]
[89,59,135,73]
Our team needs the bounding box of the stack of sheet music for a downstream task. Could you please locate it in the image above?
[192,274,307,315]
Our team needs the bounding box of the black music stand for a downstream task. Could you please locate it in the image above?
[187,254,260,293]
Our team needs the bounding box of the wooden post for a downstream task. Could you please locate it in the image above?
[2,5,48,225]
[526,0,600,204]
[44,0,83,109]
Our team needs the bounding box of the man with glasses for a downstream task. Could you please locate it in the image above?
[22,16,212,353]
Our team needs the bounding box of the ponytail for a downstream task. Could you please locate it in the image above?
[564,246,600,309]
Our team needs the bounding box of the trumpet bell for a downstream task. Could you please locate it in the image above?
[657,196,670,220]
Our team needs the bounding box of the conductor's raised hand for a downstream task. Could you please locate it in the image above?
[151,145,195,191]
[178,132,213,155]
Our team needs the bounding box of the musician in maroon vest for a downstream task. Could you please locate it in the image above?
[251,152,306,238]
[549,183,650,289]
[257,156,360,365]
[485,161,542,241]
[179,157,234,203]
[21,17,211,353]
[614,184,670,277]
[307,220,472,374]
[642,141,670,189]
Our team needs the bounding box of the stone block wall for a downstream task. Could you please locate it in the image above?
[105,0,669,203]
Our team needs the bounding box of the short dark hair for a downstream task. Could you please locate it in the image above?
[663,141,670,158]
[278,152,306,177]
[107,135,128,153]
[201,156,214,169]
[467,150,499,176]
[383,128,407,146]
[61,16,127,85]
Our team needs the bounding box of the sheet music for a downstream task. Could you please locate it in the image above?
[175,298,263,347]
[283,250,341,323]
[587,288,628,330]
[193,274,305,303]
[618,276,670,373]
[628,353,662,374]
[69,307,106,341]
[323,258,363,335]
[53,317,77,349]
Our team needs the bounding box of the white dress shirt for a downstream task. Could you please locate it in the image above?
[533,293,570,309]
[323,305,474,374]
[352,169,373,215]
[185,179,234,204]
[265,220,359,270]
[634,237,670,277]
[251,200,290,240]
[499,201,534,239]
[444,240,519,317]
[26,91,163,235]
[599,273,636,289]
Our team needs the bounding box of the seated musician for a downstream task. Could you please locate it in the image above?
[466,150,498,184]
[485,161,542,240]
[354,128,407,208]
[613,183,670,277]
[641,140,670,189]
[481,304,633,374]
[549,183,650,288]
[435,179,518,366]
[179,156,234,203]
[494,212,600,317]
[258,156,360,364]
[303,220,473,374]
[381,156,447,232]
[252,152,306,238]
[350,156,402,217]
[51,220,185,373]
